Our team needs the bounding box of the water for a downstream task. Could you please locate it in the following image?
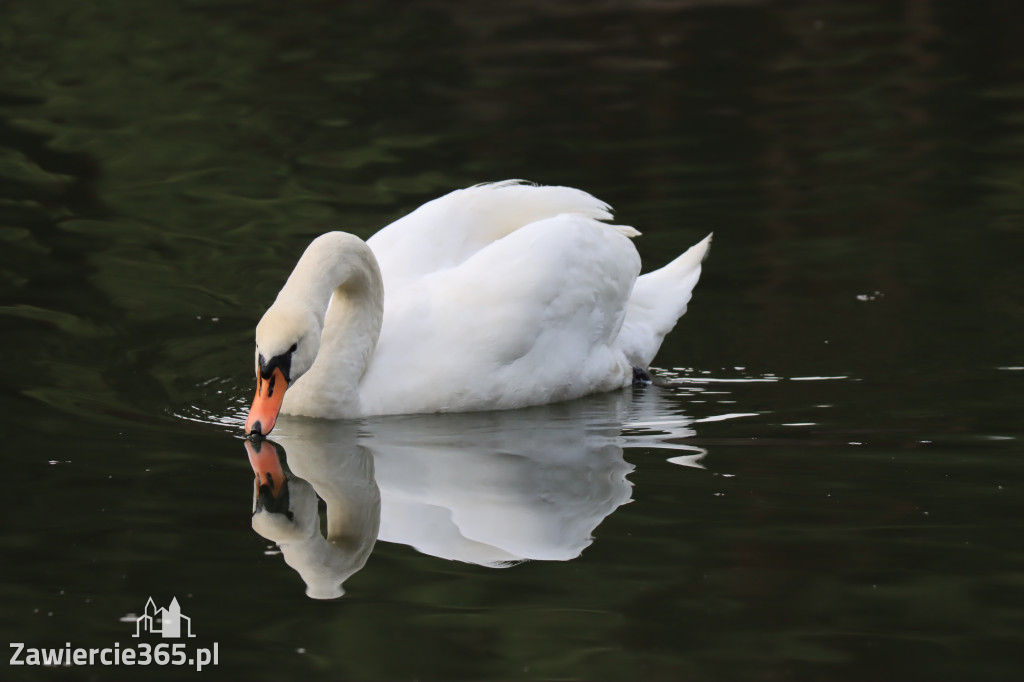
[2,0,1023,679]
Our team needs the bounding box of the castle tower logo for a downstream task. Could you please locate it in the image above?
[132,597,196,638]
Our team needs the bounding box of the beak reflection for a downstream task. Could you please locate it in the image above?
[245,439,290,516]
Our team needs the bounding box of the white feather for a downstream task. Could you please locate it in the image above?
[253,181,711,420]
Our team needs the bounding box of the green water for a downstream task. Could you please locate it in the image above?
[2,0,1023,680]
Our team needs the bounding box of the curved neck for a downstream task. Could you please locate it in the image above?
[274,442,382,599]
[280,232,384,417]
[277,488,381,600]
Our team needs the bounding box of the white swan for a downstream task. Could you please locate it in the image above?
[245,181,711,436]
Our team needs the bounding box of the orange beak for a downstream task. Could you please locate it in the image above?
[245,366,288,437]
[245,438,286,498]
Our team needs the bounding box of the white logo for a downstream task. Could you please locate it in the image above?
[132,597,195,638]
[9,597,218,670]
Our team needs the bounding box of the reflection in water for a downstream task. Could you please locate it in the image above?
[247,433,380,600]
[245,388,705,599]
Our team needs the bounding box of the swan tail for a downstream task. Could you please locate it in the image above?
[617,233,712,367]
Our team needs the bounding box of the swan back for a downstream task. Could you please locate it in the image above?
[367,181,638,294]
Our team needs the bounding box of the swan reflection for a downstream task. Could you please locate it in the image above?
[246,388,705,599]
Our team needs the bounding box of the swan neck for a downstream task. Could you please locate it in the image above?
[277,233,382,323]
[281,232,384,417]
[276,447,382,600]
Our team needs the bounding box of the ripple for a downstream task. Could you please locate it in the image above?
[173,394,248,433]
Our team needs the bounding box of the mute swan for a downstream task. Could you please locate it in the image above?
[245,181,711,436]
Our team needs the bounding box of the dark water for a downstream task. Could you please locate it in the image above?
[2,0,1023,679]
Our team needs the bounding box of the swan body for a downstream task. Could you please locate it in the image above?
[246,181,711,436]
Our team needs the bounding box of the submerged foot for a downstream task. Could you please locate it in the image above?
[632,366,652,387]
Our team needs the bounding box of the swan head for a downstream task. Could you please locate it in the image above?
[245,304,321,437]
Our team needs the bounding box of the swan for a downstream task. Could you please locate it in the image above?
[245,180,711,436]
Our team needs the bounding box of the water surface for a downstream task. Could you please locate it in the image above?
[2,0,1023,680]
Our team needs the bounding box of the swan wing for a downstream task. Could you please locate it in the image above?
[359,213,641,415]
[366,181,634,294]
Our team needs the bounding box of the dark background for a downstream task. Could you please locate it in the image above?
[2,1,1022,680]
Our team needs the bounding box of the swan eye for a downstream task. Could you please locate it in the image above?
[257,345,296,383]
